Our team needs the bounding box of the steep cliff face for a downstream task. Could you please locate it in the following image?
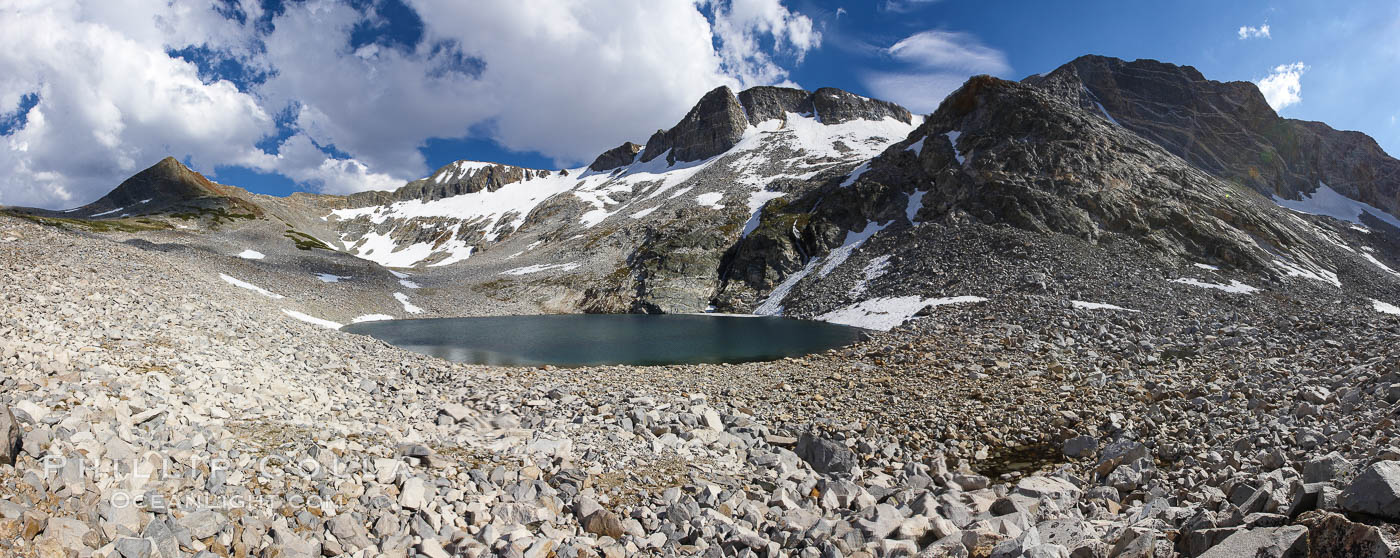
[639,86,751,165]
[1029,55,1400,223]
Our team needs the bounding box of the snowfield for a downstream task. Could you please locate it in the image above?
[1374,299,1400,316]
[501,262,581,275]
[1072,300,1140,312]
[818,295,988,331]
[237,249,265,260]
[219,274,283,299]
[1272,182,1400,230]
[1171,278,1260,294]
[281,309,342,330]
[393,292,423,314]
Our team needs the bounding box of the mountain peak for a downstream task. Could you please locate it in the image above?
[1028,54,1400,219]
[73,156,244,216]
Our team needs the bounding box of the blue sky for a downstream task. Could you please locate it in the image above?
[1,0,1397,208]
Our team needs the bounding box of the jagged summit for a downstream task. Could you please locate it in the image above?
[1029,54,1400,221]
[345,160,556,208]
[639,85,915,166]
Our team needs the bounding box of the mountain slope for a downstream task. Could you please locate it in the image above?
[61,156,262,220]
[321,85,921,312]
[16,57,1400,329]
[1029,54,1400,222]
[719,71,1400,327]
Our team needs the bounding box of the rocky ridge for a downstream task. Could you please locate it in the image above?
[1029,55,1400,218]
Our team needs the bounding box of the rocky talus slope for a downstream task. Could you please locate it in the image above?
[4,205,1400,557]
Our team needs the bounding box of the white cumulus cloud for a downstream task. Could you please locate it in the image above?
[1238,24,1271,40]
[0,0,822,208]
[861,30,1010,114]
[1257,62,1307,111]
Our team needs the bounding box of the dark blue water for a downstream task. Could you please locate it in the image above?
[341,314,868,367]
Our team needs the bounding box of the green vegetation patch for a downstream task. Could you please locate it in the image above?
[2,210,173,233]
[169,206,257,225]
[284,229,332,251]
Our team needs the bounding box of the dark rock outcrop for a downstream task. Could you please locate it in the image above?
[1030,54,1400,220]
[588,142,642,173]
[347,162,553,207]
[737,86,813,124]
[809,87,913,125]
[1,406,18,466]
[641,86,749,165]
[737,86,915,125]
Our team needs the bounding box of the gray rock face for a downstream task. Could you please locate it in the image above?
[588,142,642,172]
[1341,460,1400,519]
[1298,510,1400,558]
[1030,54,1400,220]
[1198,526,1308,558]
[810,87,913,124]
[178,510,226,540]
[350,162,553,206]
[737,85,915,126]
[1304,452,1351,483]
[795,433,858,476]
[0,406,18,466]
[641,86,748,165]
[737,86,813,123]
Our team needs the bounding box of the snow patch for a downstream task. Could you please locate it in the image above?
[850,255,892,298]
[905,137,926,156]
[1274,258,1341,288]
[1093,101,1120,126]
[237,249,265,260]
[839,161,870,188]
[906,190,926,224]
[393,292,423,314]
[1193,263,1220,271]
[742,191,787,238]
[1374,299,1400,316]
[501,262,582,275]
[1362,253,1400,278]
[399,279,421,289]
[351,314,394,324]
[219,274,284,299]
[315,273,346,283]
[818,221,889,278]
[630,206,660,219]
[1272,182,1400,230]
[90,207,124,217]
[428,244,473,267]
[945,131,965,165]
[1172,278,1259,294]
[281,309,342,330]
[818,295,987,331]
[755,259,821,316]
[695,192,725,210]
[1072,300,1140,312]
